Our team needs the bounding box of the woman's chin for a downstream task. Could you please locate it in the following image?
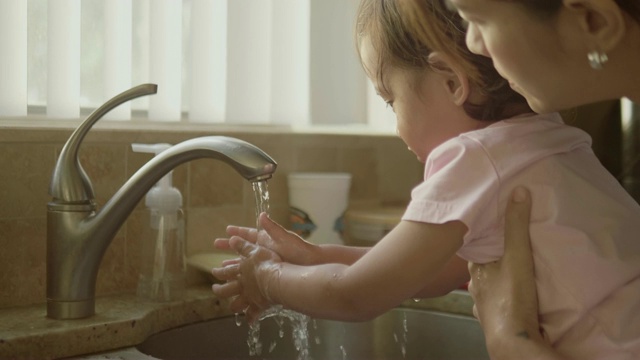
[525,96,557,115]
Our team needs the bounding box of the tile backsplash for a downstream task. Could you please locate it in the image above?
[0,127,422,309]
[0,100,621,310]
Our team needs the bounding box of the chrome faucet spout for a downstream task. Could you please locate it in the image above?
[46,85,277,320]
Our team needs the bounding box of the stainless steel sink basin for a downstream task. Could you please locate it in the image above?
[136,307,489,359]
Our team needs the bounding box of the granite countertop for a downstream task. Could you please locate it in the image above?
[0,287,473,360]
[0,286,231,360]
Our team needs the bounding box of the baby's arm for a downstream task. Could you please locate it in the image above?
[412,255,470,298]
[214,213,368,266]
[215,217,466,322]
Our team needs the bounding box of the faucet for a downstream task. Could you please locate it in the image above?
[47,84,277,319]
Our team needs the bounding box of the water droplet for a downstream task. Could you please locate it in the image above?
[247,306,312,360]
[340,345,347,360]
[235,313,242,327]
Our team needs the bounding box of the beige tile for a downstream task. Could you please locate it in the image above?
[76,143,127,207]
[0,218,47,307]
[0,129,425,310]
[376,138,422,204]
[186,206,248,256]
[294,145,339,172]
[339,147,378,201]
[189,159,244,207]
[0,143,55,219]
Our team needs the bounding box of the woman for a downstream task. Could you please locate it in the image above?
[400,0,640,358]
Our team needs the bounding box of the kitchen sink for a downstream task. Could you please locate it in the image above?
[136,307,489,359]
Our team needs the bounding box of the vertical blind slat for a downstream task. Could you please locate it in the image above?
[189,0,227,123]
[226,0,272,124]
[47,0,80,119]
[309,0,367,125]
[131,0,151,112]
[270,0,310,126]
[103,0,133,121]
[149,0,182,122]
[0,0,27,117]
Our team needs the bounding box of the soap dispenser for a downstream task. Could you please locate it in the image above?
[132,143,186,302]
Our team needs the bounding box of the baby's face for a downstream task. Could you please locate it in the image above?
[360,37,485,163]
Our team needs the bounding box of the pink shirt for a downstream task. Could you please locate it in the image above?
[403,113,640,359]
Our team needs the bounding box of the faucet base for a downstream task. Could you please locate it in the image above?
[47,299,95,320]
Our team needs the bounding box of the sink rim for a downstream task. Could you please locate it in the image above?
[136,306,489,360]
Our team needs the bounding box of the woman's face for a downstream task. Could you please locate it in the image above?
[360,38,483,163]
[448,0,602,113]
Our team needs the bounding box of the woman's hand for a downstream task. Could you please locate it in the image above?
[214,212,321,266]
[211,235,283,323]
[467,187,559,359]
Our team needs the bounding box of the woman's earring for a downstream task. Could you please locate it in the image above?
[587,51,608,70]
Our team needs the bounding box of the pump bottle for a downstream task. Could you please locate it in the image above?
[132,143,186,301]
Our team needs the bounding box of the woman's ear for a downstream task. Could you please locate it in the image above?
[427,51,470,106]
[562,0,626,53]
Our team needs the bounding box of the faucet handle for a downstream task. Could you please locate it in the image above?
[49,146,95,204]
[49,84,158,204]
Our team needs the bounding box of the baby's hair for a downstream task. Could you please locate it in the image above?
[355,0,431,98]
[357,0,530,121]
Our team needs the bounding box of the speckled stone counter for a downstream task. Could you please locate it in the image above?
[0,286,231,360]
[0,287,473,360]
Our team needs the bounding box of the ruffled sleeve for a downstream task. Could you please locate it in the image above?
[402,136,503,261]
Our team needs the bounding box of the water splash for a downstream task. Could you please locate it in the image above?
[245,181,312,360]
[247,321,262,356]
[269,341,277,353]
[401,311,408,358]
[246,180,271,356]
[256,306,312,360]
[312,320,321,345]
[340,345,347,360]
[252,180,270,230]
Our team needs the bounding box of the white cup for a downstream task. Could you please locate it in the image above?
[288,172,352,245]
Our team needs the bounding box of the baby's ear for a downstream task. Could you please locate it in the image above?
[427,52,470,106]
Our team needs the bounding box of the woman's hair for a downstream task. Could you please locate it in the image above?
[510,0,640,23]
[356,0,530,121]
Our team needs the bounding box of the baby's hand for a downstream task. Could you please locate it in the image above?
[215,213,320,265]
[254,212,320,265]
[212,235,283,314]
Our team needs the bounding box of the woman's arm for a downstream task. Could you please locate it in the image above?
[467,187,565,360]
[213,213,466,322]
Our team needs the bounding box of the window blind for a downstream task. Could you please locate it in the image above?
[7,0,395,129]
